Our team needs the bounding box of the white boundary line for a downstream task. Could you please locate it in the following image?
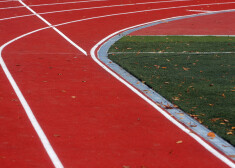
[90,15,235,168]
[1,1,235,22]
[0,56,64,168]
[1,2,234,167]
[0,0,106,10]
[109,51,235,54]
[187,9,216,13]
[0,0,18,2]
[0,0,190,21]
[18,0,87,56]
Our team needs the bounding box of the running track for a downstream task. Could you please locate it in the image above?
[0,0,234,167]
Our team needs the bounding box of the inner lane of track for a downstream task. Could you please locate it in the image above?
[1,0,234,167]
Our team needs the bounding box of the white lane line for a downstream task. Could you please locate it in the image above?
[0,28,64,168]
[0,0,190,21]
[135,35,235,36]
[187,9,216,13]
[1,7,234,168]
[0,55,64,168]
[0,0,106,10]
[18,0,87,56]
[0,0,18,2]
[90,14,235,168]
[109,51,235,54]
[1,1,235,22]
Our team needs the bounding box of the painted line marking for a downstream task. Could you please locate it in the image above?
[91,13,235,167]
[1,1,235,22]
[133,35,235,36]
[18,0,87,56]
[0,0,18,2]
[0,58,64,168]
[187,9,216,13]
[0,0,190,21]
[109,51,235,54]
[0,0,107,10]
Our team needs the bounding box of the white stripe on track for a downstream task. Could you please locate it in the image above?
[0,0,18,2]
[0,0,190,21]
[187,9,216,13]
[90,15,235,168]
[18,0,87,56]
[0,22,64,168]
[1,1,235,22]
[0,54,64,168]
[109,51,235,54]
[0,0,106,10]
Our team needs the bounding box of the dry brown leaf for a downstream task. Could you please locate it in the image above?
[211,118,220,122]
[71,96,76,99]
[222,93,226,98]
[227,132,233,135]
[176,140,183,144]
[224,119,229,123]
[123,166,131,168]
[183,67,190,71]
[228,155,235,158]
[172,96,180,101]
[207,132,216,139]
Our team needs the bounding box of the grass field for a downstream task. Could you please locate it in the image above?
[108,36,235,145]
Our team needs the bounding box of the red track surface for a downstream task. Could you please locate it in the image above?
[0,0,234,167]
[131,11,235,35]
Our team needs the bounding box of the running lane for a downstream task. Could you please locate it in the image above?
[0,0,234,167]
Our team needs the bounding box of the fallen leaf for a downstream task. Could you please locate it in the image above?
[122,166,131,168]
[228,155,235,158]
[183,67,190,71]
[232,127,235,130]
[53,134,60,137]
[71,96,76,99]
[224,119,229,123]
[207,132,216,139]
[222,93,226,98]
[172,96,180,101]
[211,118,220,122]
[227,132,233,135]
[161,67,167,69]
[176,140,183,144]
[190,124,197,127]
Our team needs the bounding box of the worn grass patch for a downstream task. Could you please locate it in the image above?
[108,36,235,145]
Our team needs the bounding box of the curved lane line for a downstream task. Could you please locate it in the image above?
[0,0,18,2]
[1,3,234,167]
[0,29,64,168]
[1,1,235,22]
[90,13,235,167]
[0,0,190,21]
[0,0,106,10]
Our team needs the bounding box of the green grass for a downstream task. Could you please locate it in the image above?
[108,36,235,145]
